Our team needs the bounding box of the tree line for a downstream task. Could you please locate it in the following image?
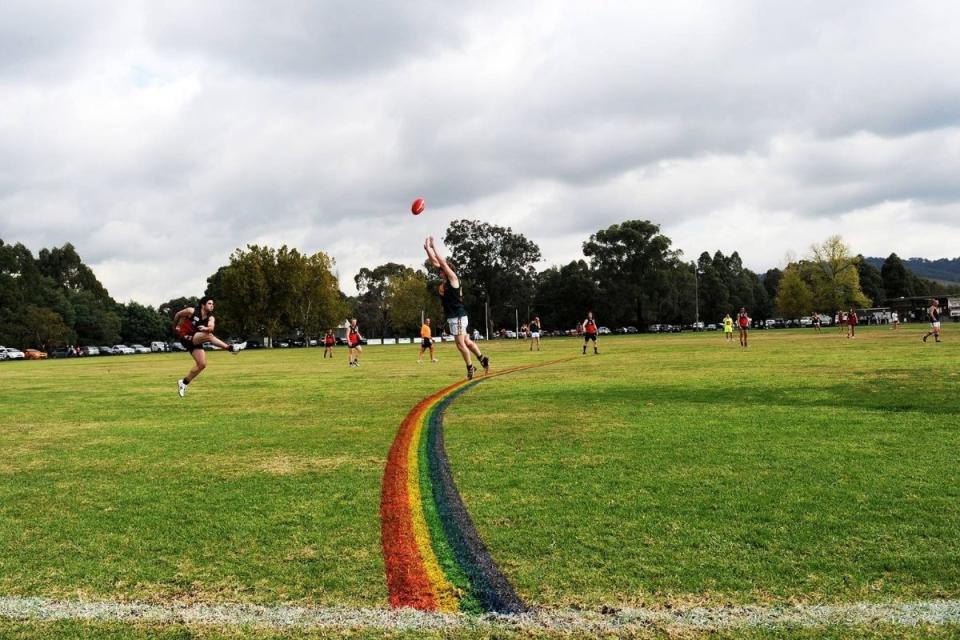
[2,225,957,350]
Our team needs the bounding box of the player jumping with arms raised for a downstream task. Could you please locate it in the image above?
[424,236,489,379]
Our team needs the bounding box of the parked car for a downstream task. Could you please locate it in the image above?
[150,341,168,352]
[170,342,187,352]
[98,345,115,355]
[112,345,135,355]
[0,346,25,360]
[80,346,100,356]
[706,323,718,331]
[24,349,48,360]
[130,344,151,354]
[598,326,611,335]
[50,347,74,358]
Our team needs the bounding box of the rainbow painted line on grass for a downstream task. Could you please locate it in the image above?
[380,361,567,614]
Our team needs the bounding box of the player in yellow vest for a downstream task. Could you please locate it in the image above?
[723,313,734,342]
[418,318,438,363]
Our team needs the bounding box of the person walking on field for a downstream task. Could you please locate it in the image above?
[582,311,599,355]
[723,313,734,342]
[418,318,438,363]
[347,318,364,367]
[529,316,542,351]
[847,308,858,338]
[423,236,490,379]
[172,296,246,397]
[322,329,335,358]
[737,307,750,347]
[923,299,942,343]
[891,310,900,330]
[812,311,822,333]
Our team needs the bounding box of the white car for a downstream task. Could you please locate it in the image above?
[0,346,25,360]
[112,345,135,355]
[598,326,611,335]
[130,344,151,354]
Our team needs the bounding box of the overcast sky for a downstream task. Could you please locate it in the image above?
[1,1,959,306]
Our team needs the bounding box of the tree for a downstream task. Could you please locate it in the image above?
[696,252,730,323]
[856,255,886,306]
[881,253,915,299]
[288,251,347,340]
[69,290,121,345]
[583,220,681,327]
[354,263,416,338]
[534,260,601,331]
[443,220,542,331]
[386,271,443,336]
[219,245,280,341]
[762,268,783,303]
[36,243,110,301]
[119,302,167,345]
[806,236,870,311]
[775,267,814,319]
[19,305,71,350]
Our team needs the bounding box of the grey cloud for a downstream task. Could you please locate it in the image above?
[144,0,472,80]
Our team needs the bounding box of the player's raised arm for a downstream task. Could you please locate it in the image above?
[172,307,193,330]
[424,237,440,268]
[428,237,459,287]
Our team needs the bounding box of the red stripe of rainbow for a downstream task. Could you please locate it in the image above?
[381,377,470,611]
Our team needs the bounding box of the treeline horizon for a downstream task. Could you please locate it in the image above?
[2,224,958,350]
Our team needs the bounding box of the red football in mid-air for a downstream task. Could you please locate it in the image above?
[411,198,426,215]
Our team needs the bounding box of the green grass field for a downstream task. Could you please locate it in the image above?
[1,327,959,637]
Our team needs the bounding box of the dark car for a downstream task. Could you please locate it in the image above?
[98,345,114,355]
[170,342,187,351]
[50,348,74,358]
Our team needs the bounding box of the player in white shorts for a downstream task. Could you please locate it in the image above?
[923,299,942,343]
[424,237,489,379]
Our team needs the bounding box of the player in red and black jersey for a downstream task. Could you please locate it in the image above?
[737,307,750,347]
[347,318,364,367]
[323,329,336,359]
[171,296,245,397]
[582,311,599,355]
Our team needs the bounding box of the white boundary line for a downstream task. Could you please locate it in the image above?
[1,597,960,632]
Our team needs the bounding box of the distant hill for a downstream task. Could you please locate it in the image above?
[865,256,960,285]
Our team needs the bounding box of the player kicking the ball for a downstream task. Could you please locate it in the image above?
[172,296,245,397]
[424,236,489,379]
